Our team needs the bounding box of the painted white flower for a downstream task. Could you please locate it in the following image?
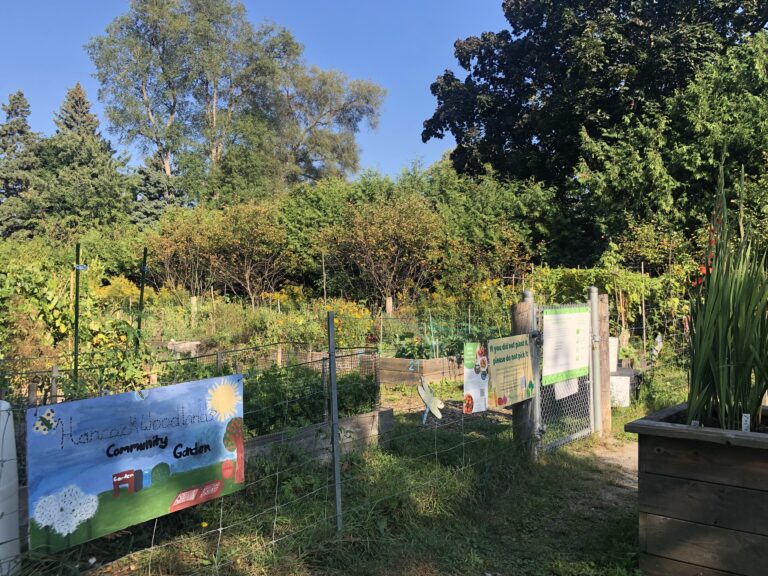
[33,485,99,536]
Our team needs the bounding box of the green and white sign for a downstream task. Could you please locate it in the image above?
[463,342,489,413]
[542,306,591,385]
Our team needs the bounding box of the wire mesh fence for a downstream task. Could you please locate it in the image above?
[1,344,531,575]
[0,300,684,574]
[538,375,593,451]
[536,304,595,452]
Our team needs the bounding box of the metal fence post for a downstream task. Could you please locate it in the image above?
[74,243,81,386]
[530,302,542,445]
[322,357,329,423]
[327,312,343,533]
[589,286,603,435]
[51,365,59,403]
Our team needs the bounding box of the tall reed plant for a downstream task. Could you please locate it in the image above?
[687,191,768,430]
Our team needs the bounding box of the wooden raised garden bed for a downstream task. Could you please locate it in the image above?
[378,356,461,385]
[626,404,768,576]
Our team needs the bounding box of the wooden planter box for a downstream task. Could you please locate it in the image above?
[626,404,768,576]
[378,356,461,385]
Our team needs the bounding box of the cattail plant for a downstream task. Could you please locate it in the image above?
[687,165,768,430]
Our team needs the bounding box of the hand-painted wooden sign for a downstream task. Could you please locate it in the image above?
[26,375,244,553]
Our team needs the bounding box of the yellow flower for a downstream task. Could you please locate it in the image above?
[201,521,209,528]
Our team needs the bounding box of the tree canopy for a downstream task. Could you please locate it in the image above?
[423,0,768,262]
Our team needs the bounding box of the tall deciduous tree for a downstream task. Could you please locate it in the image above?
[187,3,294,171]
[424,0,767,187]
[271,66,385,182]
[423,0,768,264]
[87,0,193,177]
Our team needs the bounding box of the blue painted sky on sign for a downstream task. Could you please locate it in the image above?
[26,375,243,506]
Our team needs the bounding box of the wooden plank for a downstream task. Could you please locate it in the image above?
[378,357,418,372]
[634,403,687,423]
[422,373,450,385]
[377,369,421,384]
[643,513,768,576]
[598,295,611,435]
[639,434,768,491]
[420,357,458,372]
[627,405,768,451]
[640,473,768,536]
[421,368,461,380]
[640,553,740,576]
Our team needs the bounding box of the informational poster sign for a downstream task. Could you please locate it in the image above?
[26,375,245,553]
[487,335,534,407]
[542,306,591,385]
[463,342,488,413]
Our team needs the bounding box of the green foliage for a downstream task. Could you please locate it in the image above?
[640,347,689,414]
[393,334,432,360]
[323,190,447,307]
[687,192,768,430]
[0,91,40,237]
[242,365,376,436]
[424,2,768,262]
[87,0,383,193]
[54,82,100,136]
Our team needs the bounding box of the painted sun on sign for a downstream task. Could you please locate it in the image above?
[207,380,243,421]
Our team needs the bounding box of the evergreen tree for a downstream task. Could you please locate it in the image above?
[36,85,130,233]
[54,83,100,137]
[0,91,40,237]
[0,91,38,202]
[131,155,181,226]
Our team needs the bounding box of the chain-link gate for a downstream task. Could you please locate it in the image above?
[535,303,594,452]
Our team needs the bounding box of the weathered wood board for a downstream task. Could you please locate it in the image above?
[627,405,768,576]
[377,356,461,385]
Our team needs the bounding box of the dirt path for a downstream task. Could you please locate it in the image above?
[588,438,639,503]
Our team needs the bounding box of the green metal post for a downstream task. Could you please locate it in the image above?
[136,247,148,353]
[74,243,81,385]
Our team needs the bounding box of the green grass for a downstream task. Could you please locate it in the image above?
[612,348,688,442]
[380,378,465,407]
[23,408,639,575]
[21,375,643,575]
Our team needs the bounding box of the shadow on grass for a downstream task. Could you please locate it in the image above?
[23,413,638,576]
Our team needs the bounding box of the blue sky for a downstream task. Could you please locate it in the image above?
[0,1,508,177]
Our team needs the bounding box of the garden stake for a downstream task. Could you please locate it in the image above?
[74,243,81,385]
[136,247,148,353]
[327,311,343,533]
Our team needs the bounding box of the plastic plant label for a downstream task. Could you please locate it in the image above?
[742,413,751,432]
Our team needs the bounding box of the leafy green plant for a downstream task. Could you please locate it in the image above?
[242,365,377,437]
[687,188,768,430]
[393,333,431,359]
